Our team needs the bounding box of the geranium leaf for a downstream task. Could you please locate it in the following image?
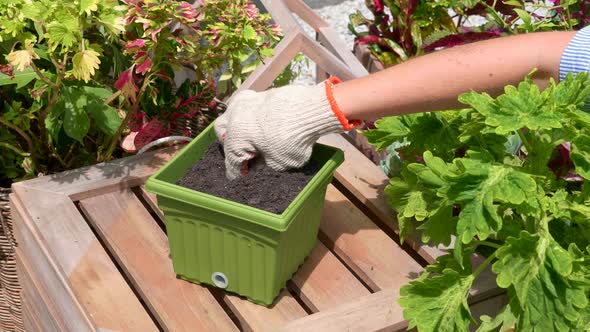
[418,203,456,247]
[460,80,563,134]
[399,269,474,332]
[551,72,590,109]
[361,116,411,150]
[72,49,101,83]
[492,231,589,331]
[476,296,519,332]
[442,160,537,243]
[571,135,590,180]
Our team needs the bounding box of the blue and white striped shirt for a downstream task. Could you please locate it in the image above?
[560,26,590,81]
[560,26,590,112]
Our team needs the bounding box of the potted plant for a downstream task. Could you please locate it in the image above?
[145,123,344,305]
[362,72,590,331]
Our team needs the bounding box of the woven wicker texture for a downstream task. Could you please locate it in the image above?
[0,187,23,332]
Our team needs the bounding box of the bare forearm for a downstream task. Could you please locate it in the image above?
[334,31,576,120]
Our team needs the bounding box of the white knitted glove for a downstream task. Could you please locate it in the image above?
[214,78,360,179]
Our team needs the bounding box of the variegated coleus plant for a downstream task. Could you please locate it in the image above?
[0,0,280,183]
[110,0,281,154]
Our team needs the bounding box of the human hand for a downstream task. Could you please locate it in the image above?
[214,77,360,179]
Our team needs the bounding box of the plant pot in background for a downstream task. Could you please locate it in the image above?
[146,122,344,305]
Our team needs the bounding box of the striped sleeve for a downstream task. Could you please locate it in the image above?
[560,26,590,81]
[560,26,590,112]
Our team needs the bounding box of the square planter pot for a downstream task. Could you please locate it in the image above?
[145,122,344,305]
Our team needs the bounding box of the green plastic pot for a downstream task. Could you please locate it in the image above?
[145,122,344,305]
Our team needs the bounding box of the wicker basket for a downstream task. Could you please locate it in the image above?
[0,187,23,332]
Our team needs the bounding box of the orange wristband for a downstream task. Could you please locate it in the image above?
[324,76,362,131]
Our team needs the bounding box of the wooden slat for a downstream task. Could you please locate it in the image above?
[280,288,408,332]
[223,290,307,332]
[291,241,370,312]
[10,191,158,331]
[16,250,63,332]
[300,34,356,81]
[321,185,423,291]
[21,294,42,332]
[283,0,328,30]
[318,133,446,263]
[139,186,164,220]
[317,27,368,77]
[259,0,299,34]
[78,189,238,332]
[13,146,179,201]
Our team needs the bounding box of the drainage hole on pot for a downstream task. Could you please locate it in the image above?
[212,272,228,288]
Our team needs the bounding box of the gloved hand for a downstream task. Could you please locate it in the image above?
[215,77,361,179]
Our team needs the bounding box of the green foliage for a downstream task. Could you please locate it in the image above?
[0,0,126,180]
[0,0,278,182]
[366,73,590,331]
[400,269,475,332]
[106,0,280,156]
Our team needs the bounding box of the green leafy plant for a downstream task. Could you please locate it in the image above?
[363,72,590,331]
[0,0,126,181]
[0,0,280,183]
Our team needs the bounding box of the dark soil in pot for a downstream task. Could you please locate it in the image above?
[176,142,321,214]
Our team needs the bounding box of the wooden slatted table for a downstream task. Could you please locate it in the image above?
[11,133,506,332]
